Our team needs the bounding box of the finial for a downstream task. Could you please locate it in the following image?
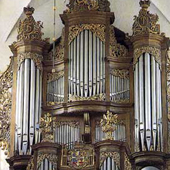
[139,0,150,10]
[24,6,35,16]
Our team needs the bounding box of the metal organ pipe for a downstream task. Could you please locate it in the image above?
[15,58,42,155]
[134,53,163,151]
[68,30,105,99]
[100,158,119,170]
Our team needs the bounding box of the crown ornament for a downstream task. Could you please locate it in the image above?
[24,6,34,16]
[139,0,151,10]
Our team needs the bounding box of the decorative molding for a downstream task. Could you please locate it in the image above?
[69,24,106,44]
[100,111,118,140]
[37,152,58,169]
[133,46,161,65]
[0,59,13,156]
[109,25,128,58]
[110,69,129,79]
[69,93,105,102]
[17,7,44,42]
[124,153,132,170]
[132,0,160,36]
[100,152,120,168]
[65,0,110,13]
[40,113,55,143]
[17,52,43,70]
[47,71,64,83]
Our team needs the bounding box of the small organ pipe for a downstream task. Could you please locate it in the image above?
[89,31,93,96]
[80,31,84,97]
[73,38,76,95]
[93,33,97,96]
[77,34,80,96]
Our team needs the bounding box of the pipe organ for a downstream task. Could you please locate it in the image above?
[1,0,170,170]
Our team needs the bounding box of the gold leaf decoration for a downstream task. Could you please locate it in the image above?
[69,24,106,44]
[47,71,64,83]
[40,113,55,143]
[133,46,161,66]
[110,69,129,79]
[17,52,43,71]
[65,0,110,13]
[0,59,13,156]
[17,7,44,42]
[110,25,128,58]
[132,0,160,36]
[100,111,118,140]
[69,93,105,102]
[124,153,132,170]
[100,152,120,168]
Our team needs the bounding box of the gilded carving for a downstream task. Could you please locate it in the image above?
[0,59,13,155]
[100,152,120,168]
[100,111,118,140]
[69,24,106,44]
[133,46,161,66]
[110,25,128,58]
[47,71,64,83]
[37,152,57,169]
[40,113,55,143]
[47,101,63,106]
[18,52,43,70]
[65,0,110,13]
[69,93,105,102]
[17,7,44,42]
[132,0,160,36]
[124,153,132,170]
[110,69,129,79]
[26,156,34,170]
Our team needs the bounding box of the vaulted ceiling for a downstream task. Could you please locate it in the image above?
[0,0,170,73]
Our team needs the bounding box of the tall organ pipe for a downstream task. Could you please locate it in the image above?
[134,53,163,151]
[15,58,42,155]
[68,30,105,99]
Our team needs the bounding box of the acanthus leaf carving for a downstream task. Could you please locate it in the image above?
[0,59,13,156]
[132,0,160,36]
[69,24,106,44]
[17,7,44,42]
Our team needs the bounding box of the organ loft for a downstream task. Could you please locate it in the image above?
[1,0,170,169]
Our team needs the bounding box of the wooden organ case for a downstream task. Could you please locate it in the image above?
[1,0,170,170]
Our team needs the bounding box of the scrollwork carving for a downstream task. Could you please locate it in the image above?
[65,0,110,13]
[69,24,106,44]
[37,153,57,169]
[100,152,120,168]
[17,7,44,42]
[17,52,43,70]
[47,71,64,83]
[132,0,160,36]
[133,46,161,66]
[26,156,34,170]
[110,25,128,58]
[0,59,13,155]
[110,69,129,79]
[69,93,105,102]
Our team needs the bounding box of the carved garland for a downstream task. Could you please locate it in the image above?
[69,24,106,44]
[47,70,64,83]
[0,59,13,155]
[110,69,129,79]
[100,152,120,168]
[37,153,58,169]
[109,25,128,58]
[133,46,161,66]
[69,93,105,102]
[18,52,43,70]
